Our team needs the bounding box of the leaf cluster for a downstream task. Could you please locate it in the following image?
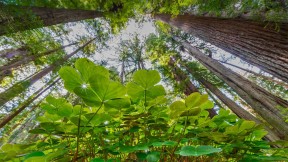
[1,58,287,161]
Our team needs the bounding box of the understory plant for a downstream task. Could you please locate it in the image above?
[1,58,288,162]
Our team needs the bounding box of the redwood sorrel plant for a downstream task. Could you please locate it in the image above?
[1,58,287,162]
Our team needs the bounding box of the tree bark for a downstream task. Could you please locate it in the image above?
[179,39,288,139]
[0,78,60,128]
[217,60,288,89]
[0,42,77,75]
[155,14,288,83]
[0,47,29,59]
[0,5,103,36]
[0,38,95,107]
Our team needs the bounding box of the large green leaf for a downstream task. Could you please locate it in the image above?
[59,66,83,92]
[178,145,222,156]
[75,74,129,108]
[127,70,165,101]
[41,96,73,117]
[89,75,126,101]
[146,151,160,162]
[133,70,160,89]
[59,58,109,92]
[85,113,111,126]
[185,93,213,110]
[170,101,186,118]
[24,151,45,160]
[75,58,109,82]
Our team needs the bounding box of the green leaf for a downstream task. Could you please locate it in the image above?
[41,96,73,117]
[133,70,160,89]
[104,97,131,109]
[29,128,47,134]
[146,151,160,162]
[59,66,83,92]
[24,151,45,160]
[85,113,111,126]
[37,112,62,122]
[185,92,201,108]
[74,87,102,107]
[178,145,222,156]
[59,58,109,92]
[127,70,165,101]
[89,75,126,101]
[91,158,105,162]
[134,144,149,151]
[170,101,186,118]
[75,58,109,82]
[146,85,166,98]
[239,121,256,132]
[24,156,46,162]
[127,82,145,99]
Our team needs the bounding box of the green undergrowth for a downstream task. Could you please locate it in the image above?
[1,58,288,161]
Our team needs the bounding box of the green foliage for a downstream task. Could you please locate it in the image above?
[1,58,288,161]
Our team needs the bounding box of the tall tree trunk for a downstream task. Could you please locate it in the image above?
[155,14,288,83]
[179,39,288,139]
[168,57,198,95]
[168,57,217,118]
[217,60,288,89]
[0,46,29,59]
[0,78,59,128]
[120,61,125,84]
[0,38,95,107]
[183,63,281,141]
[0,42,77,74]
[0,5,103,36]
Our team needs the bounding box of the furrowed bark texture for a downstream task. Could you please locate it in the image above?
[180,39,288,139]
[155,14,288,83]
[0,38,95,107]
[0,5,102,36]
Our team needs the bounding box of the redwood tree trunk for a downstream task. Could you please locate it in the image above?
[155,14,288,83]
[0,5,102,36]
[180,39,288,139]
[0,38,95,107]
[0,42,77,74]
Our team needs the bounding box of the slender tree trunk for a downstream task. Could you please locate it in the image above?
[168,57,198,95]
[155,14,288,83]
[120,61,125,84]
[179,39,288,139]
[0,38,95,107]
[217,60,288,89]
[0,42,77,74]
[0,5,103,36]
[192,72,280,141]
[168,57,217,118]
[0,78,59,128]
[0,46,29,59]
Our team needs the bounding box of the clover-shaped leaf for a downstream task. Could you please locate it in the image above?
[127,70,165,101]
